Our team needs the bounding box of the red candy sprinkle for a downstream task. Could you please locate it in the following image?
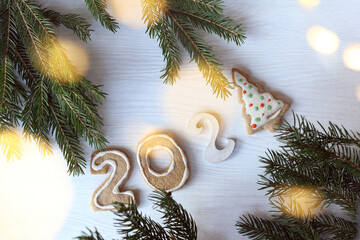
[244,83,247,85]
[249,103,253,107]
[260,103,264,108]
[251,124,257,129]
[262,113,265,116]
[243,90,247,94]
[268,99,271,102]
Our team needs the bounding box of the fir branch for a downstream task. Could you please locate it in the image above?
[312,214,357,240]
[170,8,245,45]
[42,9,92,42]
[168,11,231,98]
[75,228,105,240]
[49,103,86,176]
[238,114,360,239]
[84,0,119,32]
[114,201,171,240]
[150,190,197,240]
[76,190,198,240]
[142,0,245,99]
[236,214,306,240]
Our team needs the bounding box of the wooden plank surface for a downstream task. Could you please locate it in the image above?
[2,0,360,239]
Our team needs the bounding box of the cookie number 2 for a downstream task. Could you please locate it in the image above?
[90,149,135,211]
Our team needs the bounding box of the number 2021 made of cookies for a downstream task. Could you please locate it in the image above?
[90,69,290,211]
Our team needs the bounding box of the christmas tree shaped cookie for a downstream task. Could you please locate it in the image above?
[232,68,290,134]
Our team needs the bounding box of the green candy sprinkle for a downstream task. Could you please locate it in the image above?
[248,85,253,89]
[254,107,259,111]
[255,117,261,122]
[248,93,253,98]
[267,105,272,110]
[260,96,264,100]
[276,101,280,105]
[239,78,243,82]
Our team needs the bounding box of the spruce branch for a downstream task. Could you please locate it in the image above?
[75,228,105,240]
[0,0,108,175]
[150,190,197,240]
[84,0,118,32]
[76,190,198,240]
[237,114,360,239]
[236,214,307,240]
[42,9,92,42]
[142,0,246,99]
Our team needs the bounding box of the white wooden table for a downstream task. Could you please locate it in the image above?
[1,0,360,239]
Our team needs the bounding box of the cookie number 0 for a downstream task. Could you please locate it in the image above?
[91,149,135,211]
[137,134,189,191]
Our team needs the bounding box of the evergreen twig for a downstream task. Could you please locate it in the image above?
[142,0,246,98]
[76,190,198,240]
[0,0,109,175]
[237,113,360,239]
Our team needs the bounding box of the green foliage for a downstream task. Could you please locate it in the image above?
[142,0,246,99]
[84,0,118,32]
[0,0,109,175]
[76,190,197,240]
[236,113,360,240]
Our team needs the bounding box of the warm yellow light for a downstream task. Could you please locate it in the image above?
[59,39,89,77]
[277,186,323,218]
[307,26,340,54]
[0,129,22,161]
[0,135,73,240]
[163,65,236,129]
[38,38,89,84]
[108,0,144,28]
[343,45,360,71]
[299,0,320,8]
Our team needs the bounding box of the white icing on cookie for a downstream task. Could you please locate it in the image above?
[137,134,189,192]
[92,150,135,210]
[233,72,285,130]
[188,112,235,163]
[146,146,175,177]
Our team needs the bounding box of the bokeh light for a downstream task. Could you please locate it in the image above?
[299,0,321,8]
[0,129,22,161]
[307,26,340,54]
[0,135,73,240]
[163,66,236,127]
[59,39,90,77]
[343,45,360,71]
[277,186,323,218]
[108,0,144,28]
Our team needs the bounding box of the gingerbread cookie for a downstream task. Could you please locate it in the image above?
[232,68,290,134]
[137,134,189,192]
[188,112,235,163]
[90,148,135,211]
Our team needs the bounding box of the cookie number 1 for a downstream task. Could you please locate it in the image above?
[91,149,135,211]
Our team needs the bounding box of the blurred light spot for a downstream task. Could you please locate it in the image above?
[299,0,320,8]
[0,135,73,240]
[343,45,360,71]
[59,39,89,77]
[356,85,360,101]
[307,26,339,54]
[46,39,89,83]
[108,0,144,28]
[163,65,236,129]
[277,186,323,218]
[0,129,22,161]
